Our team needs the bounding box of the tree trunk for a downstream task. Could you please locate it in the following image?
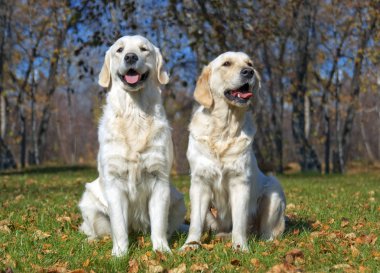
[340,17,377,170]
[37,29,66,161]
[30,71,39,165]
[333,73,344,173]
[0,0,16,170]
[291,0,321,172]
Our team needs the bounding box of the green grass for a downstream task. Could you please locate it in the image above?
[0,166,379,272]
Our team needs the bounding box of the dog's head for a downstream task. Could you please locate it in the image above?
[98,35,169,91]
[194,52,261,109]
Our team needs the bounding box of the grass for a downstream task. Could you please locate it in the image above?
[0,166,379,272]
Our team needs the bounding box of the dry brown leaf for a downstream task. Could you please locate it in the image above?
[359,265,369,273]
[350,245,360,258]
[311,220,321,230]
[0,225,11,234]
[168,263,186,273]
[201,243,214,251]
[341,218,349,228]
[34,230,51,240]
[230,259,241,266]
[68,270,86,273]
[355,234,378,245]
[82,258,90,267]
[284,249,304,265]
[344,233,356,240]
[250,258,260,267]
[267,262,300,273]
[331,263,352,270]
[128,259,139,273]
[190,263,208,272]
[15,194,24,202]
[57,216,71,223]
[148,264,165,273]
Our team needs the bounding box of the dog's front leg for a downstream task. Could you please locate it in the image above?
[230,179,250,251]
[181,181,211,250]
[149,178,171,253]
[104,183,129,257]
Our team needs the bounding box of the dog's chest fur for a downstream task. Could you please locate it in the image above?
[98,92,170,194]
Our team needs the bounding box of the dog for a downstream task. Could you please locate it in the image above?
[78,35,186,257]
[181,52,286,251]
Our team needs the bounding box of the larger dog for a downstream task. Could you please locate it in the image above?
[182,52,286,251]
[78,35,186,257]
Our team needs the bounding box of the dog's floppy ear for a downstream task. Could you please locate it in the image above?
[194,65,213,108]
[155,47,169,85]
[98,50,111,88]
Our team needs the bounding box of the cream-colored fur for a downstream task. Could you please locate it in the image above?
[78,35,186,257]
[182,52,286,251]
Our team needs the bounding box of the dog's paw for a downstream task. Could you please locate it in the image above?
[232,242,249,252]
[153,244,172,254]
[179,241,201,252]
[112,246,128,257]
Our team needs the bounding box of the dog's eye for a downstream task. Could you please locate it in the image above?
[247,62,253,67]
[140,46,148,52]
[222,61,231,67]
[116,47,124,53]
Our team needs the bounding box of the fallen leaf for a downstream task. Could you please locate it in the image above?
[284,249,304,265]
[332,263,352,270]
[148,264,164,273]
[82,258,90,267]
[190,263,208,272]
[169,263,186,273]
[341,218,349,228]
[267,262,299,273]
[250,258,260,267]
[128,259,139,273]
[345,233,356,239]
[311,220,321,230]
[230,259,241,266]
[69,270,86,273]
[34,230,51,240]
[201,243,214,251]
[349,245,359,258]
[355,234,378,245]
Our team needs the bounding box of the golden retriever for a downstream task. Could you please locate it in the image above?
[181,52,286,251]
[78,35,186,257]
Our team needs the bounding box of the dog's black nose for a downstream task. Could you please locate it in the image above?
[124,53,138,64]
[241,68,254,79]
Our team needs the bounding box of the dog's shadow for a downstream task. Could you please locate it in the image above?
[284,216,312,236]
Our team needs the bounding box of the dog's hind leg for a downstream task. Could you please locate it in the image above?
[78,179,111,240]
[258,191,286,240]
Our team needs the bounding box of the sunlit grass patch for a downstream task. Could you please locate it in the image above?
[1,167,379,272]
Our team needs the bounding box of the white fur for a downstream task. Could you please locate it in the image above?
[182,52,286,251]
[78,35,186,257]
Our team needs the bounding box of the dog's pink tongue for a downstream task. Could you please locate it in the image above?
[124,74,140,84]
[232,91,253,99]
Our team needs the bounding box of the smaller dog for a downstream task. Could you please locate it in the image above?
[78,36,186,257]
[182,52,286,251]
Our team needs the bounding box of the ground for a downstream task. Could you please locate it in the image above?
[0,166,379,272]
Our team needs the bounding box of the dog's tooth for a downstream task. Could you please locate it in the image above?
[238,94,241,98]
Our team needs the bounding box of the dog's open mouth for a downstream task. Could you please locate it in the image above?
[119,69,149,86]
[224,83,253,103]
